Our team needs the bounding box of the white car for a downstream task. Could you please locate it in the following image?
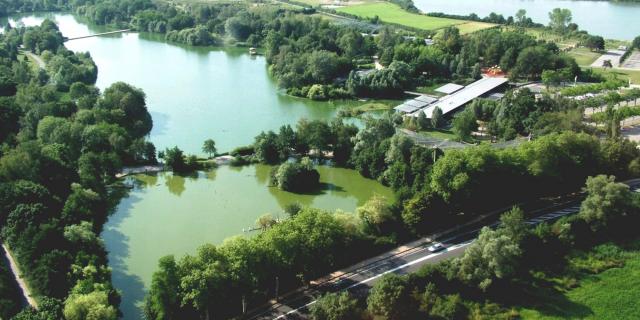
[428,243,445,253]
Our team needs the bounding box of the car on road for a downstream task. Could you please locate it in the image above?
[428,242,445,253]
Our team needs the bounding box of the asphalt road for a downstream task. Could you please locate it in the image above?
[244,180,640,320]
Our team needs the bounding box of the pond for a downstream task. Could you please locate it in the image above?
[0,12,396,319]
[103,165,393,319]
[1,13,367,154]
[413,0,640,40]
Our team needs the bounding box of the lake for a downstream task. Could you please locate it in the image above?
[104,165,393,319]
[1,13,395,319]
[1,13,366,154]
[414,0,640,40]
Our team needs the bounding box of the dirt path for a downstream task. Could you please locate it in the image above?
[23,51,45,69]
[1,243,38,309]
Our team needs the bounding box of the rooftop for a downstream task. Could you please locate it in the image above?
[435,83,464,95]
[423,77,508,118]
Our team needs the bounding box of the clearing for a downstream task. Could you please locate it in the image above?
[336,2,495,34]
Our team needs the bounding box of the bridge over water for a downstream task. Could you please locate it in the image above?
[64,29,132,42]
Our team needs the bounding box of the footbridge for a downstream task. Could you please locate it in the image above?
[64,29,132,41]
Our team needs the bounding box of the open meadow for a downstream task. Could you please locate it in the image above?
[336,2,495,33]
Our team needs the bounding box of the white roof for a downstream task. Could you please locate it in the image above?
[394,95,438,113]
[394,104,420,113]
[435,83,464,94]
[414,95,438,104]
[424,77,508,118]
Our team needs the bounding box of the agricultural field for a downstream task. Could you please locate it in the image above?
[336,2,495,33]
[518,242,640,320]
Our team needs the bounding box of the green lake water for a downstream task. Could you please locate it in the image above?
[104,165,393,319]
[1,13,394,319]
[1,13,366,154]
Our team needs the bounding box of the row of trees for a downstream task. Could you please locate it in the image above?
[315,174,640,320]
[0,20,156,319]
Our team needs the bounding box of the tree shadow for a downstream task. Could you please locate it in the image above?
[494,276,594,318]
[102,224,147,320]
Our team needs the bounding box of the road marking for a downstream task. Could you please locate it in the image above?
[273,241,473,320]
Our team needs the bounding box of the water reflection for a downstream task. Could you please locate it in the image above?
[104,163,394,319]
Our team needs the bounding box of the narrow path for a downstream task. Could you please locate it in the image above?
[1,243,38,309]
[23,51,45,69]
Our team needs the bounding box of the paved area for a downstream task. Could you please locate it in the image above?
[621,124,640,142]
[621,51,640,70]
[591,50,626,68]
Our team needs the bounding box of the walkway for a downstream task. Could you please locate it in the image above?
[1,243,38,309]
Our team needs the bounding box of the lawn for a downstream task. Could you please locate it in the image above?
[336,2,494,33]
[587,67,640,85]
[567,47,602,66]
[418,129,456,140]
[518,242,640,320]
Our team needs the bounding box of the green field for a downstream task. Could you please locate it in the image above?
[518,242,640,319]
[567,47,602,66]
[336,2,494,33]
[587,67,640,84]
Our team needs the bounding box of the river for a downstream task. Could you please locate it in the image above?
[414,0,640,40]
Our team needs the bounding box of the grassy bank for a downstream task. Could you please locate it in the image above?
[586,67,640,84]
[336,2,495,34]
[517,241,640,319]
[567,47,602,66]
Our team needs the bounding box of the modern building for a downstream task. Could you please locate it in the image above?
[421,77,509,118]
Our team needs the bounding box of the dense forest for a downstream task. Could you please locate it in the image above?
[0,19,155,319]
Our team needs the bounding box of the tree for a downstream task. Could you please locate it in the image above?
[202,139,217,158]
[163,146,188,173]
[63,290,117,320]
[431,106,443,129]
[256,213,277,231]
[356,195,393,234]
[452,107,477,141]
[367,274,412,320]
[456,226,522,290]
[271,158,320,192]
[515,9,527,25]
[254,131,281,164]
[548,8,572,33]
[144,256,180,320]
[417,110,430,130]
[579,175,637,232]
[584,35,605,51]
[311,292,362,320]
